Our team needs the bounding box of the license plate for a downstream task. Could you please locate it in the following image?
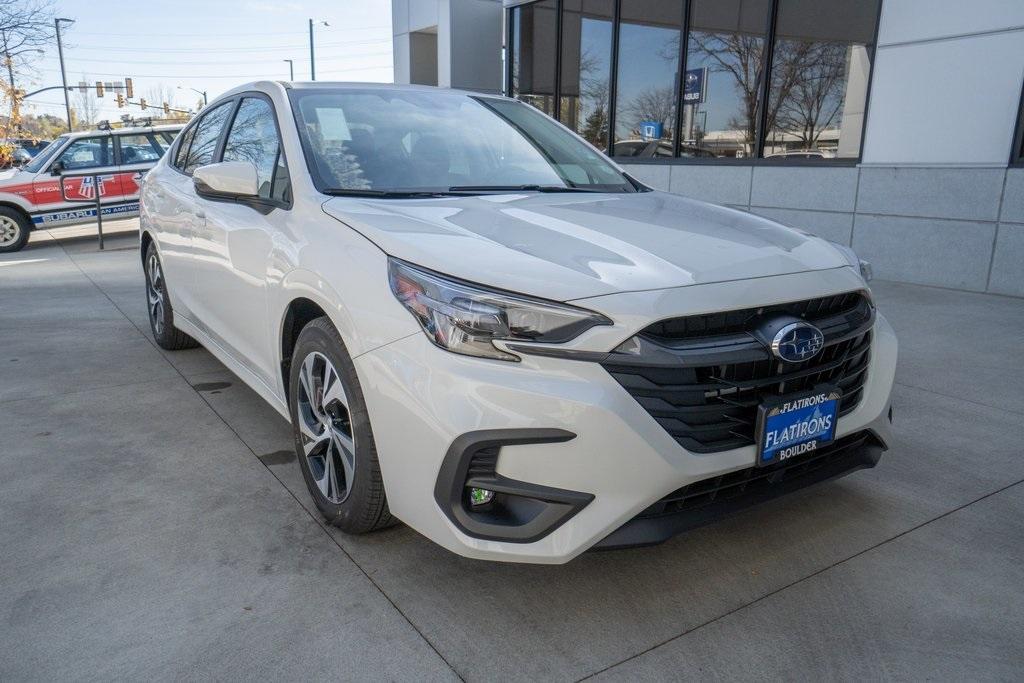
[756,386,841,467]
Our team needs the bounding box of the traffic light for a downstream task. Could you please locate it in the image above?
[139,98,147,110]
[95,81,104,97]
[116,93,125,108]
[124,77,133,99]
[163,102,170,115]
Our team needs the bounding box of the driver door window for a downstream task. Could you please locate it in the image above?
[53,136,113,171]
[41,136,121,207]
[183,101,233,174]
[222,97,291,204]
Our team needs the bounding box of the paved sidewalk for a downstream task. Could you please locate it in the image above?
[2,222,1022,681]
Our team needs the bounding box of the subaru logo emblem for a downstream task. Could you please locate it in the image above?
[771,322,825,363]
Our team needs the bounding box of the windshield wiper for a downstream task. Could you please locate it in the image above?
[447,184,605,193]
[322,188,458,198]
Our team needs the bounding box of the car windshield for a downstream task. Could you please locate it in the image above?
[288,88,637,196]
[23,136,67,173]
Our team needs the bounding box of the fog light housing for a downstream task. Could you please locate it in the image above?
[468,487,494,506]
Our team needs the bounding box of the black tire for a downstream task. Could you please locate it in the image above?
[144,242,199,350]
[0,206,31,253]
[289,316,394,533]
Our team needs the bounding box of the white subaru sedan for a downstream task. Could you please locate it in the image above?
[140,82,896,564]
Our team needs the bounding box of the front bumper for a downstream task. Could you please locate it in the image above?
[355,268,897,564]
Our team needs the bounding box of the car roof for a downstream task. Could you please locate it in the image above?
[61,124,184,139]
[217,79,501,101]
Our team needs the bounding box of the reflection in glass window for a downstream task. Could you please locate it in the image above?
[289,89,634,193]
[612,0,683,157]
[559,0,614,150]
[173,125,197,170]
[183,101,233,174]
[684,0,771,159]
[55,136,113,170]
[510,0,559,116]
[118,134,164,164]
[223,98,291,203]
[763,0,880,159]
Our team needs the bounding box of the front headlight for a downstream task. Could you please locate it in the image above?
[388,258,611,362]
[830,242,873,283]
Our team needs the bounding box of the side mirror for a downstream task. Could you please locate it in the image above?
[193,161,259,200]
[50,160,64,176]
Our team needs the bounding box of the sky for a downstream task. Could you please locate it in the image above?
[22,0,394,123]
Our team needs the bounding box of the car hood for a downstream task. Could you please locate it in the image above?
[322,191,848,301]
[0,168,28,184]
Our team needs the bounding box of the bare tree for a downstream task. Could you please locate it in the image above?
[0,0,55,163]
[689,32,817,152]
[72,76,99,128]
[771,42,847,148]
[576,48,610,148]
[622,85,676,135]
[0,0,54,90]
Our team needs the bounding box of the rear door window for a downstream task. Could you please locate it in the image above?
[118,133,165,164]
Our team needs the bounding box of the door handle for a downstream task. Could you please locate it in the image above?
[194,210,206,219]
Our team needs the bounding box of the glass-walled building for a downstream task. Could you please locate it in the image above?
[507,0,881,162]
[394,0,1024,296]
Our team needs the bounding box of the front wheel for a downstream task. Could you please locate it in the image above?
[289,317,394,533]
[144,242,199,350]
[0,207,30,253]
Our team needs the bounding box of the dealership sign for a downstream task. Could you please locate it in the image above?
[684,67,708,105]
[639,121,663,140]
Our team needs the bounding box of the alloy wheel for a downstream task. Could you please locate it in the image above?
[146,252,166,335]
[296,351,356,503]
[0,216,20,247]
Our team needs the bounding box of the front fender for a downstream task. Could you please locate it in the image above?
[274,256,418,393]
[0,190,36,218]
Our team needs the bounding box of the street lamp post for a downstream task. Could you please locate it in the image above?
[308,19,315,81]
[308,19,327,81]
[284,59,294,81]
[178,86,207,107]
[55,17,75,132]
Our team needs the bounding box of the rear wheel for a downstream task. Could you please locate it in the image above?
[0,207,30,253]
[144,242,199,350]
[289,317,393,533]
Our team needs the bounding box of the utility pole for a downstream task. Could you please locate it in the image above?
[308,19,315,81]
[284,59,294,81]
[55,18,75,132]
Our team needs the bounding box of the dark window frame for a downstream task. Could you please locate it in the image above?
[170,98,238,177]
[609,0,685,158]
[218,91,293,210]
[505,0,884,166]
[1012,81,1024,167]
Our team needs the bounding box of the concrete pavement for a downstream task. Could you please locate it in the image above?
[2,221,1022,681]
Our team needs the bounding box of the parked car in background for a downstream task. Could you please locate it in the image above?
[139,82,895,564]
[765,149,836,160]
[0,124,182,252]
[1,146,33,169]
[8,138,53,157]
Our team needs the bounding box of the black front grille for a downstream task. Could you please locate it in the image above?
[603,292,873,454]
[639,431,876,520]
[642,291,865,343]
